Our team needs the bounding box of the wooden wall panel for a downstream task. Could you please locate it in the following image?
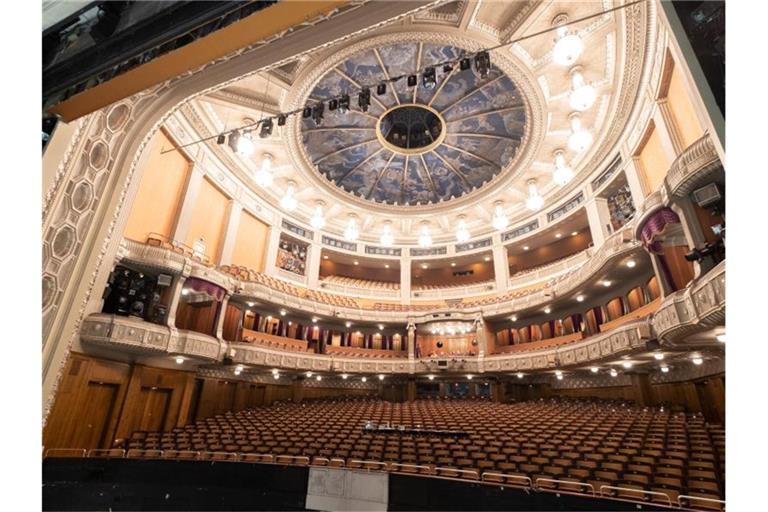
[661,245,696,291]
[507,233,592,273]
[667,64,705,148]
[627,287,645,311]
[230,210,269,272]
[184,177,229,264]
[606,298,625,320]
[222,303,244,342]
[647,276,660,300]
[123,129,189,243]
[637,123,673,196]
[175,300,219,336]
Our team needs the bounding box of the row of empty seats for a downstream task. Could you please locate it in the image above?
[413,280,495,291]
[240,330,311,353]
[121,397,724,509]
[325,346,406,358]
[321,275,400,290]
[305,289,360,308]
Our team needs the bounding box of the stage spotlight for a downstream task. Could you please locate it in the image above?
[277,114,287,126]
[358,87,371,112]
[302,106,312,118]
[312,104,324,126]
[328,99,338,111]
[259,118,273,138]
[423,67,436,89]
[442,63,453,73]
[407,74,417,87]
[376,83,387,96]
[216,134,226,145]
[459,57,471,71]
[474,50,491,78]
[338,94,350,113]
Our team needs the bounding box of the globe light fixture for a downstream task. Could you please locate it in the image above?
[568,112,593,152]
[552,150,575,186]
[569,67,597,111]
[552,20,584,66]
[310,200,326,229]
[525,179,544,211]
[418,221,432,248]
[455,215,470,242]
[492,201,509,230]
[590,367,599,373]
[609,369,618,377]
[280,181,298,211]
[234,131,255,156]
[380,221,394,247]
[344,215,359,241]
[254,153,273,187]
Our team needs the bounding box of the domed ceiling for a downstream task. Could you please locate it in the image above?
[300,42,528,206]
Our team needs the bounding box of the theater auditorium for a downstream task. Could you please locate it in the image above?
[40,1,727,510]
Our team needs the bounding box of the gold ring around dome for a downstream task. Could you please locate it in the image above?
[375,103,447,156]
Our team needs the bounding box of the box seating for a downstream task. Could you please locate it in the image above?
[121,397,724,507]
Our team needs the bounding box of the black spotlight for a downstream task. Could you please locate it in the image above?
[277,114,287,126]
[407,74,417,87]
[328,99,338,111]
[376,83,387,95]
[422,67,436,89]
[216,133,226,145]
[312,103,324,126]
[459,57,471,71]
[358,87,371,112]
[443,63,454,73]
[259,118,273,138]
[302,106,312,118]
[474,50,491,78]
[338,94,350,113]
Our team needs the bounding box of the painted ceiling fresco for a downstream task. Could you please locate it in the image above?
[300,42,528,206]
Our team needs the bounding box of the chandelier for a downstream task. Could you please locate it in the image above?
[254,153,273,187]
[552,150,574,186]
[525,179,544,211]
[568,112,593,152]
[344,216,359,242]
[380,221,394,247]
[310,201,325,229]
[418,222,432,248]
[569,67,596,111]
[455,216,470,243]
[492,201,509,231]
[552,21,583,66]
[280,182,298,211]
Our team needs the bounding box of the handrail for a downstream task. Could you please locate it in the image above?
[329,457,346,466]
[481,472,532,487]
[599,485,673,507]
[388,463,433,474]
[87,448,126,458]
[199,451,239,461]
[275,455,310,465]
[44,448,87,458]
[534,477,595,495]
[678,494,726,510]
[310,457,330,466]
[434,467,479,479]
[162,450,201,459]
[349,459,388,471]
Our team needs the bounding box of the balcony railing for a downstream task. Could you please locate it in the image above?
[665,133,722,197]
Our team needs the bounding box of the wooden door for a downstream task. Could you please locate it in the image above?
[138,387,172,432]
[72,382,120,449]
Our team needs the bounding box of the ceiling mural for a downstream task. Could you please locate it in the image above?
[300,42,528,206]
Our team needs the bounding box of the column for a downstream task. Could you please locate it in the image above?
[625,159,648,209]
[670,197,714,277]
[172,163,204,243]
[217,199,242,265]
[652,109,680,164]
[400,258,411,304]
[492,236,509,293]
[165,275,187,331]
[406,379,416,402]
[306,240,323,289]
[474,316,488,357]
[215,295,230,340]
[292,377,304,403]
[439,382,447,398]
[657,99,685,154]
[407,321,416,360]
[630,373,653,407]
[585,197,612,247]
[263,224,282,277]
[649,252,675,298]
[491,382,506,403]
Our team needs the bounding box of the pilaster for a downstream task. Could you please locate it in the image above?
[585,197,612,247]
[217,199,243,265]
[172,163,204,243]
[492,235,509,293]
[401,259,412,304]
